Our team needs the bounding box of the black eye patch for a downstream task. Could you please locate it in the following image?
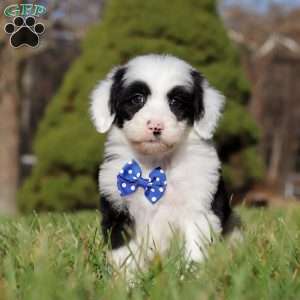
[122,81,151,105]
[167,86,195,124]
[110,68,151,128]
[167,71,204,125]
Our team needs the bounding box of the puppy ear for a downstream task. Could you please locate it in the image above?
[90,67,123,133]
[193,79,225,140]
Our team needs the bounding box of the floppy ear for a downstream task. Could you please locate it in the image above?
[90,67,121,133]
[193,80,225,140]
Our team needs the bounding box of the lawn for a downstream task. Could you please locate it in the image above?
[1,206,300,300]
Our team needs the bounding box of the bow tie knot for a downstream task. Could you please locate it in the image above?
[117,160,167,204]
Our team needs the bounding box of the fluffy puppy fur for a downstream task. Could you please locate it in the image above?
[90,54,234,273]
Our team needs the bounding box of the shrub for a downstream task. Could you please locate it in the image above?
[19,0,263,211]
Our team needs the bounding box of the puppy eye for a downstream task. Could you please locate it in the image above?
[131,93,145,105]
[169,97,181,106]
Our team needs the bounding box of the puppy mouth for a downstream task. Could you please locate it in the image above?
[131,138,174,154]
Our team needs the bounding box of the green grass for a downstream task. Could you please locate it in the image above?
[1,206,300,300]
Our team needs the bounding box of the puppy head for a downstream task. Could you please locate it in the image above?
[90,54,224,155]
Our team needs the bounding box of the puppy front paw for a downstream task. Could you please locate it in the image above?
[183,214,221,263]
[184,239,207,263]
[108,242,145,279]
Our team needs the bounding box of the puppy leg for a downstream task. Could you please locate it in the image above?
[100,195,135,247]
[100,195,141,275]
[109,241,142,274]
[109,228,169,276]
[183,212,221,262]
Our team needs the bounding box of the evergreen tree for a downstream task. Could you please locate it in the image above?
[20,0,264,211]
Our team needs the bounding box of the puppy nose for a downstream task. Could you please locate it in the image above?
[147,120,164,136]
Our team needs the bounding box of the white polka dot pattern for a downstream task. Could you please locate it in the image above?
[116,159,167,204]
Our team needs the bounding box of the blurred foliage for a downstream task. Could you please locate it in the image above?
[19,0,263,211]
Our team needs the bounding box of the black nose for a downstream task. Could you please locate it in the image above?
[153,129,162,137]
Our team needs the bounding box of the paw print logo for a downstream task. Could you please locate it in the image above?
[4,16,45,48]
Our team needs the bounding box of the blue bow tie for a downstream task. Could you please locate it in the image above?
[117,160,167,204]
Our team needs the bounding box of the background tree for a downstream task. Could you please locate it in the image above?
[19,0,263,211]
[223,3,300,194]
[0,4,19,215]
[0,0,102,215]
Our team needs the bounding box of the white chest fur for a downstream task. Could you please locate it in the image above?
[99,128,222,257]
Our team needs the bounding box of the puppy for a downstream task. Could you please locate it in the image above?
[90,54,234,273]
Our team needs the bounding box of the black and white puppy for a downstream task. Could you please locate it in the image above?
[90,54,234,272]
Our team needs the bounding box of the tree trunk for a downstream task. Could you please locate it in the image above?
[0,16,19,215]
